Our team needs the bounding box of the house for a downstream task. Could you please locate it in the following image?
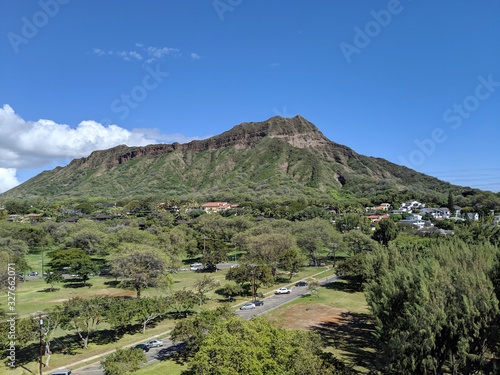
[367,203,391,212]
[6,214,23,222]
[62,216,80,223]
[420,207,451,220]
[24,213,43,223]
[400,201,425,213]
[366,215,381,223]
[399,214,426,229]
[200,202,239,213]
[464,212,480,221]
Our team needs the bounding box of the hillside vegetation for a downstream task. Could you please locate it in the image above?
[2,115,489,204]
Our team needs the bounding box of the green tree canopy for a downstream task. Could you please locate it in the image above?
[110,245,172,298]
[101,347,146,375]
[185,316,351,374]
[365,239,498,374]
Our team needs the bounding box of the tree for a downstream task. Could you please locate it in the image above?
[101,348,146,375]
[292,206,332,221]
[343,230,376,256]
[241,231,297,277]
[41,306,66,366]
[200,239,230,271]
[69,257,99,285]
[335,213,371,234]
[185,316,351,374]
[13,226,48,248]
[134,296,168,334]
[110,245,172,298]
[45,272,64,291]
[372,218,397,246]
[104,298,136,341]
[61,297,106,350]
[192,275,220,303]
[169,288,197,318]
[365,240,498,374]
[447,191,456,215]
[278,247,305,281]
[307,280,321,297]
[226,263,273,297]
[49,248,87,270]
[295,218,339,266]
[75,202,94,215]
[171,306,233,361]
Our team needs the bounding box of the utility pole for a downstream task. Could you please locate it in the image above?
[39,313,43,375]
[249,264,257,302]
[203,236,206,257]
[252,271,255,301]
[41,245,44,278]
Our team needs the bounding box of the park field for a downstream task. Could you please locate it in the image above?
[265,277,379,373]
[2,259,333,374]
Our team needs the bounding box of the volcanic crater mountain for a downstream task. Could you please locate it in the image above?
[0,115,453,201]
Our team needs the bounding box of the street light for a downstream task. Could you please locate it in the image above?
[191,294,202,313]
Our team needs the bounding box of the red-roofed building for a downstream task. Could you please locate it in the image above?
[201,202,239,213]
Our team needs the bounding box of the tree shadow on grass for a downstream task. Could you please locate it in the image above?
[311,311,382,372]
[62,282,91,289]
[37,287,60,293]
[324,276,363,293]
[104,280,121,286]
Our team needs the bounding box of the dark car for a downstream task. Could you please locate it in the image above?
[295,280,308,287]
[132,344,150,352]
[254,300,264,306]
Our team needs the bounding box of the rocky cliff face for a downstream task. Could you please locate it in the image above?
[70,115,340,170]
[0,115,454,201]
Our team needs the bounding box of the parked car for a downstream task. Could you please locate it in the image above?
[132,344,150,352]
[50,370,71,375]
[146,339,164,347]
[240,303,256,310]
[254,300,264,306]
[295,280,308,287]
[28,271,38,276]
[275,287,291,294]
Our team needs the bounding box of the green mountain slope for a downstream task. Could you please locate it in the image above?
[0,115,455,201]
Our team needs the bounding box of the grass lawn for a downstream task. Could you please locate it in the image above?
[265,277,379,373]
[133,358,188,375]
[4,256,335,374]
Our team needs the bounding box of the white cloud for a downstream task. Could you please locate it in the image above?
[0,168,20,194]
[92,45,180,63]
[191,52,201,60]
[0,105,158,192]
[0,105,211,194]
[132,128,211,144]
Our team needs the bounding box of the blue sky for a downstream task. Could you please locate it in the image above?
[1,0,499,194]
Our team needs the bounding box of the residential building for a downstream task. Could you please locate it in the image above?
[200,202,239,213]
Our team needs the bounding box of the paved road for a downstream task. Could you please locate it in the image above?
[70,272,340,375]
[72,339,185,374]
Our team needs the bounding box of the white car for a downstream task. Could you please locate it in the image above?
[275,287,291,294]
[145,339,164,348]
[240,303,256,310]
